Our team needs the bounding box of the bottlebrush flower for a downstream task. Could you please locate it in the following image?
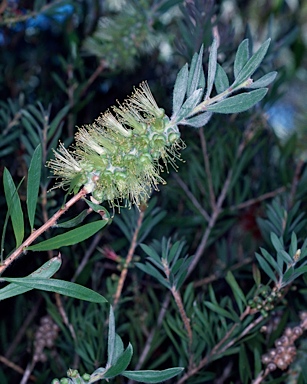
[47,82,185,207]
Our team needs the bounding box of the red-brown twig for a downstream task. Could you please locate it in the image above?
[0,187,88,276]
[113,208,145,309]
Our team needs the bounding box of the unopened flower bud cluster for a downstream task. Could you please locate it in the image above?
[261,311,307,373]
[33,315,59,363]
[47,82,184,207]
[248,286,283,317]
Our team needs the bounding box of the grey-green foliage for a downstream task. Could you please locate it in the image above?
[136,237,191,289]
[52,306,184,384]
[171,38,276,128]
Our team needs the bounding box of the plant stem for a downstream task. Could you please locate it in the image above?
[0,188,88,276]
[113,208,145,309]
[177,309,265,384]
[171,287,193,360]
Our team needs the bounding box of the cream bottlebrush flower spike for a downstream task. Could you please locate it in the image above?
[47,82,185,207]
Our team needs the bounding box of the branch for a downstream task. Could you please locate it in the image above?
[0,187,88,276]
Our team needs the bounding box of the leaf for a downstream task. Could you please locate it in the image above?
[205,38,218,99]
[56,210,89,228]
[104,343,133,378]
[135,263,169,289]
[239,344,251,384]
[187,45,204,97]
[27,221,107,251]
[1,277,107,303]
[234,39,250,79]
[172,63,189,116]
[206,88,268,114]
[181,112,213,128]
[176,88,203,121]
[215,64,230,94]
[48,105,70,139]
[27,144,42,231]
[248,71,277,89]
[3,168,24,248]
[233,39,271,87]
[270,232,283,252]
[225,271,246,313]
[121,367,184,383]
[0,255,62,301]
[204,301,235,321]
[83,198,110,219]
[107,306,117,366]
[255,253,277,283]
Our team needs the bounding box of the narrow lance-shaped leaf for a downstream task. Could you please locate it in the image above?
[205,38,218,99]
[0,255,62,301]
[187,45,204,97]
[27,144,42,231]
[107,306,117,367]
[172,63,189,117]
[225,271,246,314]
[121,368,184,383]
[215,63,230,94]
[248,71,277,89]
[3,168,24,248]
[255,253,277,283]
[27,221,107,251]
[1,277,107,303]
[181,111,213,128]
[233,39,271,88]
[234,39,249,78]
[206,88,268,114]
[104,343,133,378]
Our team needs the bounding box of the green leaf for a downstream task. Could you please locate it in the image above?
[172,63,189,116]
[248,71,277,89]
[239,344,251,384]
[205,38,218,99]
[234,39,250,79]
[121,367,184,383]
[48,105,70,139]
[27,221,107,251]
[1,277,107,303]
[135,263,169,289]
[181,112,212,128]
[27,144,42,231]
[0,256,61,301]
[104,343,133,378]
[57,210,89,228]
[255,253,277,283]
[176,89,203,122]
[83,198,110,219]
[187,45,204,98]
[107,306,117,366]
[204,301,235,321]
[215,64,229,94]
[233,39,271,87]
[3,168,24,247]
[225,271,246,313]
[206,88,268,114]
[270,232,283,252]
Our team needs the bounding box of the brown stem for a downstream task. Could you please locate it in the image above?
[177,309,264,384]
[171,287,193,360]
[173,173,210,222]
[187,125,255,277]
[0,355,36,382]
[113,208,145,309]
[0,188,88,276]
[230,186,286,211]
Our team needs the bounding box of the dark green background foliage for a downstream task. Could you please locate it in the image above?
[0,0,307,383]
